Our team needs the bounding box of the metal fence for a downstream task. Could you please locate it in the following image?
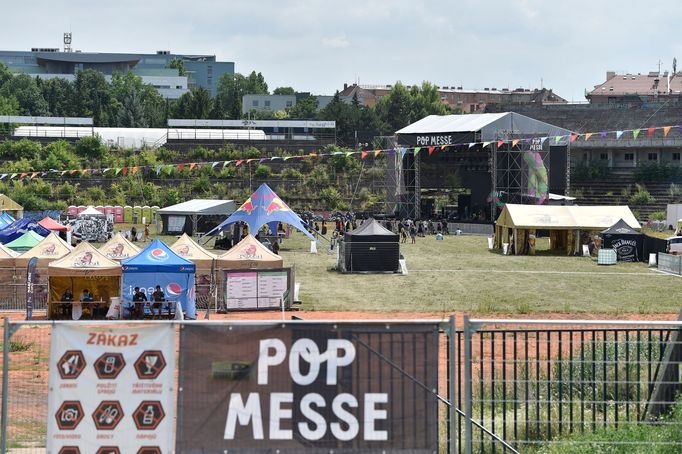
[1,317,682,453]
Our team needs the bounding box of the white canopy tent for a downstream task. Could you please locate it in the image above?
[157,199,237,236]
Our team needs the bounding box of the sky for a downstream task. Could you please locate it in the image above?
[3,0,682,102]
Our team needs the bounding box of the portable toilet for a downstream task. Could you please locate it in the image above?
[95,205,105,215]
[67,206,78,216]
[142,206,151,225]
[133,206,142,224]
[151,206,160,224]
[113,206,124,224]
[123,206,133,223]
[76,205,86,214]
[104,205,114,216]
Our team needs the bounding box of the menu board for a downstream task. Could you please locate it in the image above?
[46,324,175,454]
[224,270,289,310]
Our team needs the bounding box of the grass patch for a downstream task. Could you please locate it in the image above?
[0,338,34,352]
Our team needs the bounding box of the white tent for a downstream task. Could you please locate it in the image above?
[79,206,105,217]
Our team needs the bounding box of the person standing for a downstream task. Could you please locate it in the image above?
[131,226,137,242]
[143,224,150,242]
[410,225,417,244]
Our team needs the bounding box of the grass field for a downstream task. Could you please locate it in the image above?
[266,232,682,315]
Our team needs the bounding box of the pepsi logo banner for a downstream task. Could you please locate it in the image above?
[176,323,439,453]
[46,324,175,454]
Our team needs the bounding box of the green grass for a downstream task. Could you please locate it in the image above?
[268,232,682,314]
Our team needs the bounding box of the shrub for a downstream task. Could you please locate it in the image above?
[650,210,666,221]
[254,164,271,178]
[629,183,655,205]
[572,161,610,181]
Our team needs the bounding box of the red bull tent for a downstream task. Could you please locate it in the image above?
[120,239,197,319]
[206,183,316,241]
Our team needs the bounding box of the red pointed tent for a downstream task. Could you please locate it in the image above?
[38,217,68,232]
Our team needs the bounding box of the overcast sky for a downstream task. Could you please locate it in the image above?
[3,0,682,102]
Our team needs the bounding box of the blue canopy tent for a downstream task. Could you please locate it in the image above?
[120,239,197,319]
[1,212,15,224]
[206,183,316,241]
[0,218,50,244]
[0,216,9,230]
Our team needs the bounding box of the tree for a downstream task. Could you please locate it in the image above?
[167,58,187,77]
[374,82,413,133]
[118,90,148,127]
[74,69,113,126]
[0,74,49,115]
[0,95,19,115]
[39,77,76,117]
[187,87,213,119]
[214,71,269,119]
[287,94,318,119]
[273,86,295,95]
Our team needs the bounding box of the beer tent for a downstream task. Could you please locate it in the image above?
[207,183,316,241]
[5,231,45,252]
[47,242,122,318]
[0,218,50,244]
[171,233,218,309]
[121,239,197,319]
[217,234,283,269]
[341,219,400,273]
[38,217,68,232]
[494,204,640,255]
[15,232,72,267]
[99,232,141,261]
[600,219,644,262]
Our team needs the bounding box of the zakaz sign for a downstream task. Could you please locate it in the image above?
[176,323,439,453]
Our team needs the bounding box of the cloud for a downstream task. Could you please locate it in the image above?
[322,35,350,49]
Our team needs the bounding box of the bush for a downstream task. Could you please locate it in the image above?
[75,136,106,159]
[572,161,610,182]
[254,164,271,178]
[629,183,655,205]
[634,163,682,182]
[650,210,666,221]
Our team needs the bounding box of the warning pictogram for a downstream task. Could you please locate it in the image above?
[95,447,121,454]
[92,401,124,430]
[55,401,84,430]
[94,353,126,379]
[57,350,86,380]
[58,447,81,454]
[134,350,166,380]
[132,401,165,430]
[136,447,161,454]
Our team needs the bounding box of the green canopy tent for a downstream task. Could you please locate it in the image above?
[5,230,46,252]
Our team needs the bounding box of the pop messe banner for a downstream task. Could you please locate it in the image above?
[176,322,440,453]
[46,324,175,454]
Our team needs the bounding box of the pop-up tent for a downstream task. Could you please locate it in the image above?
[600,219,644,262]
[0,218,50,244]
[0,194,23,219]
[15,232,72,267]
[79,206,105,217]
[342,219,400,273]
[121,239,196,319]
[171,233,217,270]
[99,232,141,261]
[0,243,18,262]
[5,231,45,252]
[38,217,68,232]
[206,183,315,241]
[47,242,122,319]
[217,234,283,269]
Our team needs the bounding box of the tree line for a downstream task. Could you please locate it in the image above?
[0,63,451,146]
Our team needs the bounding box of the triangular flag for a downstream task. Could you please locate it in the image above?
[399,148,407,159]
[554,136,562,144]
[211,161,219,169]
[361,151,368,160]
[664,126,672,137]
[333,151,344,156]
[512,139,520,147]
[468,143,476,149]
[387,148,395,157]
[19,173,27,179]
[440,145,448,151]
[142,166,150,176]
[156,166,162,175]
[482,142,491,149]
[222,161,229,168]
[374,149,381,158]
[189,163,196,171]
[599,131,608,138]
[344,152,353,158]
[0,174,6,180]
[164,165,173,175]
[632,129,640,139]
[584,133,593,141]
[570,133,578,143]
[30,172,39,179]
[131,166,138,176]
[647,127,655,138]
[246,159,256,164]
[235,160,243,167]
[540,137,548,145]
[496,140,505,148]
[103,168,110,174]
[427,146,436,156]
[616,131,623,139]
[259,158,267,163]
[41,172,48,177]
[60,170,67,176]
[81,169,89,176]
[122,166,128,176]
[414,147,421,156]
[178,163,185,172]
[69,170,78,175]
[10,173,17,179]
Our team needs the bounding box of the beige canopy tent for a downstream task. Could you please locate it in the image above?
[99,232,141,261]
[15,232,72,267]
[0,194,23,218]
[494,204,641,255]
[0,243,18,260]
[218,234,283,269]
[171,233,217,271]
[47,242,122,319]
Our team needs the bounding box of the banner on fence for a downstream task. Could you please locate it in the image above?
[25,256,37,319]
[176,322,440,453]
[46,324,175,454]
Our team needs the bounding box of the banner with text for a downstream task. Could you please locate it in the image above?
[46,324,175,454]
[176,322,440,453]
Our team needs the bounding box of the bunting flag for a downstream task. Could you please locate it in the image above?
[414,147,421,156]
[428,146,435,156]
[482,141,491,148]
[468,143,476,149]
[374,149,381,158]
[400,147,407,159]
[361,151,368,160]
[189,163,196,171]
[81,169,89,176]
[584,133,593,141]
[647,127,655,138]
[440,145,447,151]
[234,160,243,167]
[10,173,17,180]
[554,136,562,144]
[496,140,505,148]
[632,129,640,139]
[30,172,39,179]
[122,167,128,176]
[259,158,267,163]
[246,159,256,164]
[570,133,578,143]
[283,156,292,161]
[156,166,162,175]
[512,139,520,147]
[131,166,138,176]
[163,165,173,176]
[20,173,27,179]
[0,174,6,180]
[616,131,623,139]
[344,151,353,158]
[600,131,608,138]
[211,161,219,169]
[664,126,672,137]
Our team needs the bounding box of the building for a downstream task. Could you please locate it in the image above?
[241,94,334,115]
[0,48,234,99]
[338,83,566,112]
[587,71,682,104]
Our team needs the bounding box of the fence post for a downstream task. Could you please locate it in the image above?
[1,317,10,454]
[463,314,473,454]
[449,314,458,454]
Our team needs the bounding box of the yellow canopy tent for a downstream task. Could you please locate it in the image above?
[217,234,283,269]
[99,232,141,261]
[15,232,72,267]
[494,204,640,255]
[47,241,122,319]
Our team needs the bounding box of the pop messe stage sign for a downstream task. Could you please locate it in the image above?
[46,325,175,454]
[176,322,439,453]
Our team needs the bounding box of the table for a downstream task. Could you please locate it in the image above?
[51,300,110,320]
[121,300,178,319]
